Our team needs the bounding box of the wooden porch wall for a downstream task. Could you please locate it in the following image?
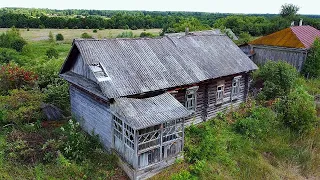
[174,73,248,125]
[252,46,307,71]
[70,85,113,150]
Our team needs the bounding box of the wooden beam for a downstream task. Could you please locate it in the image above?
[160,124,163,161]
[133,129,138,169]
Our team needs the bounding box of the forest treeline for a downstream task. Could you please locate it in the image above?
[1,7,320,36]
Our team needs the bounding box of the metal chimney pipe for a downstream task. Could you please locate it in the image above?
[299,19,303,26]
[185,27,189,35]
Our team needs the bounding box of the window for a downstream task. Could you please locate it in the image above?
[216,81,225,104]
[185,86,198,111]
[113,115,123,140]
[89,63,110,82]
[124,123,135,149]
[231,76,241,100]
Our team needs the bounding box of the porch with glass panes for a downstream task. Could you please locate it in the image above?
[112,115,185,170]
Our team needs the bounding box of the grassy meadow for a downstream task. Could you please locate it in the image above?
[0,28,161,42]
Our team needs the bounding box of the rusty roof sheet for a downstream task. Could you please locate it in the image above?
[250,26,320,49]
[111,92,191,129]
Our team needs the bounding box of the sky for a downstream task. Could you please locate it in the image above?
[0,0,319,15]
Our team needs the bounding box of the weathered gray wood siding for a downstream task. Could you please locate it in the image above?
[175,85,206,124]
[69,85,113,149]
[252,45,307,71]
[71,54,97,83]
[206,75,246,120]
[174,73,248,125]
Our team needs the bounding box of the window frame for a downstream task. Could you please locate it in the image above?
[89,63,110,82]
[216,81,225,105]
[231,76,241,100]
[185,86,199,111]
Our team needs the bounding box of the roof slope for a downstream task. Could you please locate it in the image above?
[62,31,258,98]
[250,26,320,49]
[111,93,191,129]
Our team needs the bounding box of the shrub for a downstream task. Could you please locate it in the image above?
[55,33,64,41]
[0,27,27,52]
[0,63,38,95]
[171,170,195,180]
[81,32,92,39]
[140,32,154,38]
[253,61,298,100]
[130,25,138,30]
[0,48,22,64]
[234,106,276,139]
[0,89,44,125]
[93,29,98,33]
[275,87,318,133]
[116,31,133,38]
[44,81,70,115]
[34,59,65,89]
[59,119,101,162]
[46,47,59,59]
[302,38,320,78]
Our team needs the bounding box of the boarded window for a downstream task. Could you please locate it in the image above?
[89,63,110,82]
[216,81,225,104]
[231,76,241,100]
[185,86,199,111]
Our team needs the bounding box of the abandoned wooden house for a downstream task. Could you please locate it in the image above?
[244,25,320,71]
[59,30,258,180]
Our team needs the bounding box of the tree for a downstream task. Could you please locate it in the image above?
[48,31,55,43]
[0,27,27,52]
[302,38,320,78]
[280,4,300,18]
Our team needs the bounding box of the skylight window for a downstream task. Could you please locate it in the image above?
[89,63,110,82]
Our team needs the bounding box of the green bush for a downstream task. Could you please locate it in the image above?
[81,32,92,39]
[302,38,320,78]
[275,87,318,133]
[234,106,276,139]
[116,31,133,38]
[171,170,195,180]
[0,89,44,125]
[44,81,70,115]
[59,119,101,162]
[93,29,98,33]
[140,32,154,38]
[55,33,64,41]
[34,59,65,89]
[0,27,27,52]
[46,47,59,59]
[130,25,138,30]
[253,61,298,100]
[0,48,23,64]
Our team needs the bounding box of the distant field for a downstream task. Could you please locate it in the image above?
[0,28,161,42]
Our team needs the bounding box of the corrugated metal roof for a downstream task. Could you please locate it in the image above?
[250,26,320,49]
[291,26,320,49]
[71,32,257,98]
[111,93,191,129]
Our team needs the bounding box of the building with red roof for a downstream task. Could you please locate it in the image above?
[247,25,320,71]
